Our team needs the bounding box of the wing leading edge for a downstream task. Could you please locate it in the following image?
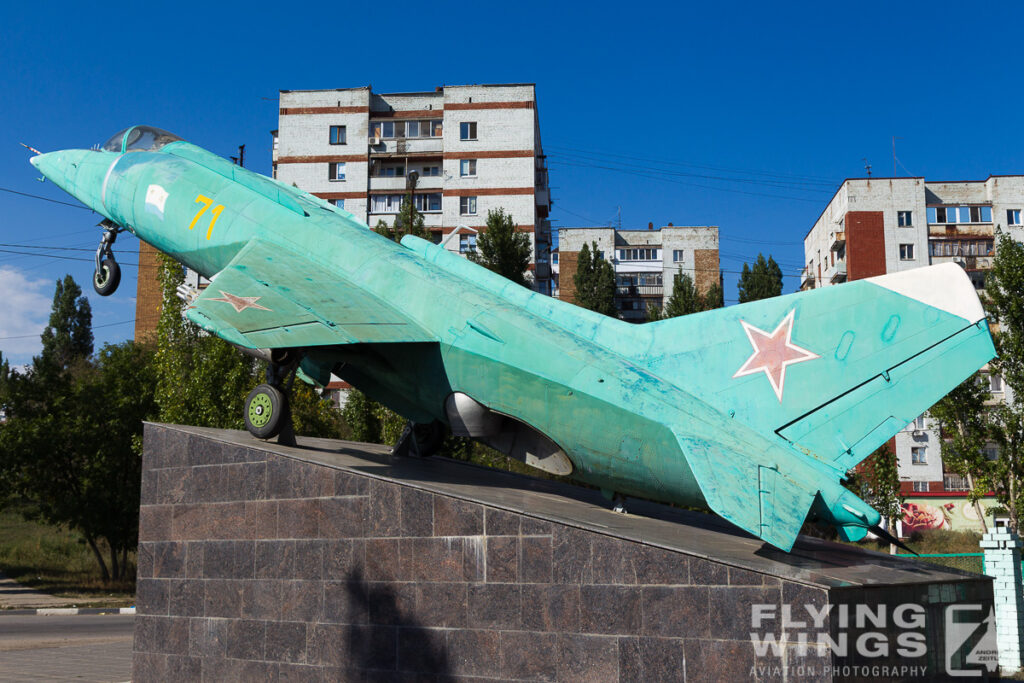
[185,239,433,349]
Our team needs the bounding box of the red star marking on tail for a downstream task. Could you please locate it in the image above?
[207,290,271,313]
[732,309,819,402]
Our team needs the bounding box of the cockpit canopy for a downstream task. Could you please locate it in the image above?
[101,126,182,154]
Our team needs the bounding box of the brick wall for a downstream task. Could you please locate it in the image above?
[134,241,162,343]
[559,251,579,303]
[693,249,719,295]
[845,211,887,281]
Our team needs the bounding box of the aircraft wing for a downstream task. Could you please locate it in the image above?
[185,239,433,348]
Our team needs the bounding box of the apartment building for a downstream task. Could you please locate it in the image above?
[272,84,553,292]
[553,225,720,321]
[803,175,1024,506]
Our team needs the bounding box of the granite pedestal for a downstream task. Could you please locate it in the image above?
[133,424,996,681]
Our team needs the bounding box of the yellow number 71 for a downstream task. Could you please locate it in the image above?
[187,194,225,240]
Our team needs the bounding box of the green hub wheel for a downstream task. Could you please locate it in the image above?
[248,393,274,428]
[244,384,286,439]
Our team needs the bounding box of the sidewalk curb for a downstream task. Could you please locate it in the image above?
[0,606,135,616]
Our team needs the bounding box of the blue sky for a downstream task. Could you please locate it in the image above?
[1,1,1021,364]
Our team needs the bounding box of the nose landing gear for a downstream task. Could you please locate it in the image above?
[93,221,123,297]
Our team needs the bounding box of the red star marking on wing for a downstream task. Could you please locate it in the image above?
[207,290,272,313]
[732,309,819,402]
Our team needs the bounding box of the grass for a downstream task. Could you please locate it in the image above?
[0,507,135,605]
[849,529,987,574]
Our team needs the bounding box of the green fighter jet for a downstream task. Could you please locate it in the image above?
[30,125,995,552]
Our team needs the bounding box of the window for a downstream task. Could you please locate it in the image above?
[928,206,992,224]
[421,166,441,177]
[899,243,915,260]
[459,234,477,253]
[911,447,927,465]
[329,162,346,181]
[912,481,929,492]
[460,159,477,177]
[672,250,684,262]
[898,210,912,227]
[990,373,1004,393]
[329,126,346,145]
[460,122,477,140]
[929,239,994,257]
[944,475,969,491]
[616,248,661,261]
[552,253,559,264]
[430,120,443,137]
[1009,209,1022,226]
[330,198,345,209]
[406,121,420,138]
[460,196,477,215]
[413,193,442,212]
[984,446,999,461]
[370,194,404,213]
[912,415,926,430]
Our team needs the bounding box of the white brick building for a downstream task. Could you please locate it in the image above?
[803,176,1024,496]
[553,225,720,321]
[272,84,552,292]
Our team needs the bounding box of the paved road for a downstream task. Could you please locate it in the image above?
[0,614,133,682]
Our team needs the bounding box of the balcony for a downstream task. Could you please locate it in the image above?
[800,266,815,290]
[829,231,845,252]
[367,175,443,192]
[369,138,443,157]
[615,285,663,297]
[830,261,847,284]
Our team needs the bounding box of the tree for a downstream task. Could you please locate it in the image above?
[153,255,262,429]
[737,254,784,303]
[981,230,1024,532]
[929,374,993,532]
[38,275,93,372]
[470,208,531,287]
[846,442,903,532]
[702,281,724,310]
[662,271,701,318]
[374,185,428,242]
[572,242,617,317]
[0,275,157,582]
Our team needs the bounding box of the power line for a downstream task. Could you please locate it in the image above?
[0,186,92,210]
[550,149,837,192]
[546,143,841,184]
[0,319,134,341]
[547,159,828,204]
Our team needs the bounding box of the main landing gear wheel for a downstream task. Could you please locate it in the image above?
[244,383,287,439]
[93,258,121,296]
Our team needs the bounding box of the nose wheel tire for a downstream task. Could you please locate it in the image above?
[93,258,121,296]
[244,384,287,439]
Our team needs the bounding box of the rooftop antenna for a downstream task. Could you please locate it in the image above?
[617,206,622,230]
[862,158,872,178]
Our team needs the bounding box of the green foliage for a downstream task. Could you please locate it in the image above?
[662,271,700,318]
[153,255,262,429]
[0,275,155,582]
[470,208,531,287]
[289,382,345,439]
[703,281,724,310]
[340,389,405,444]
[929,373,994,530]
[572,242,617,317]
[737,253,783,303]
[0,506,135,599]
[38,275,93,372]
[845,442,903,527]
